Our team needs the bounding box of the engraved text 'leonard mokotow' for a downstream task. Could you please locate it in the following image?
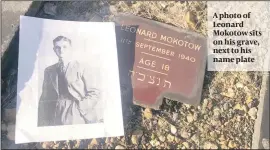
[120,24,202,51]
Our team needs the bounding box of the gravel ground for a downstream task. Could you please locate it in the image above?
[1,1,263,149]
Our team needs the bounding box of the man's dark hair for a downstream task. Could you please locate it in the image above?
[53,36,72,46]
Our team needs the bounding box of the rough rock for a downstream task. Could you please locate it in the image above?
[236,82,244,88]
[211,119,221,126]
[248,107,258,119]
[159,135,166,142]
[223,88,235,98]
[158,119,166,128]
[172,113,178,121]
[191,134,199,144]
[180,130,191,139]
[131,129,143,145]
[115,145,125,149]
[228,140,237,148]
[170,125,177,135]
[90,138,98,146]
[186,115,194,123]
[143,108,153,119]
[213,108,221,119]
[167,134,175,143]
[150,139,160,147]
[42,142,54,149]
[182,142,190,148]
[223,103,229,110]
[174,137,180,143]
[203,141,218,149]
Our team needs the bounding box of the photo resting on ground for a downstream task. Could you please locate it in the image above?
[1,1,269,149]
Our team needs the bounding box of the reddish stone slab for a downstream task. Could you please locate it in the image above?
[114,14,207,109]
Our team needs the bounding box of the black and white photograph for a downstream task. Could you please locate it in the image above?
[38,35,103,127]
[15,16,124,143]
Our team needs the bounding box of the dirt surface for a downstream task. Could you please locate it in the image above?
[1,1,264,149]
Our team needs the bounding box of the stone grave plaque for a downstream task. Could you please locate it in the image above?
[114,14,207,109]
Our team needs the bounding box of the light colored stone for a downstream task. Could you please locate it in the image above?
[182,142,190,148]
[202,99,209,111]
[211,119,221,126]
[228,140,237,148]
[223,88,235,98]
[90,138,98,146]
[184,104,191,109]
[180,130,191,139]
[167,134,175,143]
[248,107,258,119]
[175,137,180,143]
[191,134,199,144]
[131,129,143,144]
[236,82,244,88]
[105,137,110,144]
[228,88,235,97]
[150,140,160,147]
[131,135,138,145]
[187,115,194,123]
[172,113,178,121]
[170,125,177,135]
[143,108,153,119]
[158,135,166,142]
[111,137,116,143]
[158,119,166,127]
[203,141,218,149]
[193,113,198,121]
[115,145,125,149]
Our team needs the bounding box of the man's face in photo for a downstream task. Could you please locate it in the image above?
[53,39,72,60]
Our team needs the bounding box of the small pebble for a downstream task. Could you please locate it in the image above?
[228,140,237,148]
[191,134,199,144]
[248,107,258,120]
[223,103,229,110]
[180,130,191,139]
[131,129,143,145]
[170,125,177,135]
[143,108,153,119]
[193,113,198,121]
[175,137,180,143]
[172,113,178,121]
[203,141,218,149]
[150,140,160,147]
[187,115,194,123]
[182,142,190,148]
[115,145,125,149]
[226,88,235,98]
[213,108,221,119]
[167,134,175,142]
[158,135,166,142]
[236,82,244,88]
